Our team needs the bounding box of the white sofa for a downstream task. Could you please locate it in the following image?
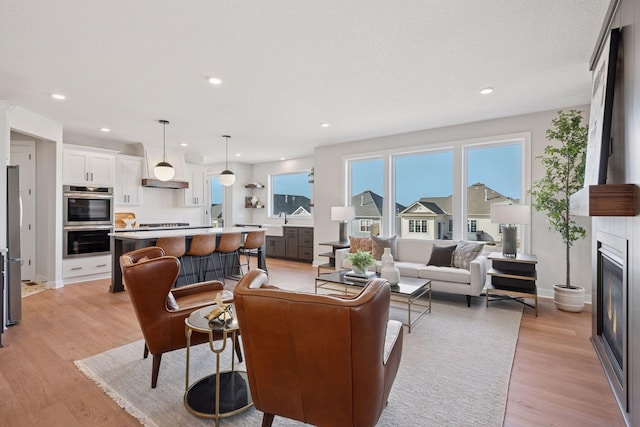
[335,239,487,306]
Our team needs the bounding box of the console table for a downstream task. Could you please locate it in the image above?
[485,252,538,316]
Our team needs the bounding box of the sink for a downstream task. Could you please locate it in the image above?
[263,224,283,237]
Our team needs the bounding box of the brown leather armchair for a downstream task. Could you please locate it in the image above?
[120,246,241,388]
[234,269,403,427]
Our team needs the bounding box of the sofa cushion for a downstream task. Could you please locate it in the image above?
[427,244,457,267]
[349,236,372,253]
[371,235,397,260]
[390,261,426,277]
[452,241,484,270]
[419,265,471,284]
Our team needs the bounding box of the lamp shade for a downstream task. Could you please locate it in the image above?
[331,206,355,221]
[219,170,236,186]
[153,162,175,181]
[490,204,531,225]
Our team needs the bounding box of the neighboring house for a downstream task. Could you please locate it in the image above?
[396,183,518,243]
[273,194,312,217]
[351,191,406,237]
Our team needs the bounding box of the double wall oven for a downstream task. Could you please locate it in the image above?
[63,185,114,258]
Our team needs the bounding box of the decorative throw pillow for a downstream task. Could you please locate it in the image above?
[451,241,484,270]
[166,291,179,311]
[427,244,457,267]
[371,235,397,260]
[349,236,373,253]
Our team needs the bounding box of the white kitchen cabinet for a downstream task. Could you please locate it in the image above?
[114,155,143,206]
[182,165,206,207]
[63,147,115,186]
[63,254,112,279]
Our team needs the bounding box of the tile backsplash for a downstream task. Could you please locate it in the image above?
[114,187,205,226]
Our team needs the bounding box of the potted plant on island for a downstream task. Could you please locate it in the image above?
[529,110,588,312]
[347,250,375,274]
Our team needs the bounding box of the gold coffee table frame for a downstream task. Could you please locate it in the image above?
[184,302,253,426]
[315,271,431,333]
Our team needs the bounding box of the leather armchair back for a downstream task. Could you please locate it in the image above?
[234,270,403,427]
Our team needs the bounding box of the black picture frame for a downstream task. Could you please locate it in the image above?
[585,28,620,186]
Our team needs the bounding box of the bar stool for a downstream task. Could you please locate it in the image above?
[215,232,243,285]
[185,234,219,283]
[240,230,266,273]
[155,236,187,286]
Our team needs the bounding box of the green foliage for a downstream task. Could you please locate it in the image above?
[529,110,588,288]
[347,250,375,271]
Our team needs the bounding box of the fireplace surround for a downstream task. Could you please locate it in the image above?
[593,230,628,413]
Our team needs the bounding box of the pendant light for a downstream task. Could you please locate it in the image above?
[154,119,175,181]
[219,134,236,186]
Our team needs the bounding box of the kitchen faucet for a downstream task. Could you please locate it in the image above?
[279,211,288,224]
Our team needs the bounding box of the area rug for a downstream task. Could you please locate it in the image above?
[75,295,522,426]
[21,281,47,297]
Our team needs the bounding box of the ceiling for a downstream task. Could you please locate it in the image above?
[0,1,610,164]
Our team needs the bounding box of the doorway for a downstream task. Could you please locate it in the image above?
[10,140,36,282]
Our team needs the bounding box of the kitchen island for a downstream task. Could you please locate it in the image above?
[109,226,265,293]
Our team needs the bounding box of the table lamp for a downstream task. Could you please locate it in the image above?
[490,204,530,258]
[331,206,355,243]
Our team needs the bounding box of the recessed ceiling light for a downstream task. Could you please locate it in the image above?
[280,157,286,161]
[208,77,222,85]
[480,87,493,95]
[235,153,242,157]
[51,93,66,100]
[320,123,330,127]
[180,143,188,147]
[100,128,110,132]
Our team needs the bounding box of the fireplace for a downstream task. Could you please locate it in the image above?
[593,233,628,412]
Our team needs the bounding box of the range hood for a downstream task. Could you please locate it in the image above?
[142,147,189,188]
[141,178,189,189]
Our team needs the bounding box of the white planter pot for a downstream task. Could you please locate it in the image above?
[553,284,585,312]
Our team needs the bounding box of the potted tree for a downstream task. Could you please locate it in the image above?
[529,110,588,312]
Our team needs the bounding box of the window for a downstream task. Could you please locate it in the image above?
[466,143,522,250]
[409,219,428,233]
[349,158,383,237]
[359,219,373,232]
[210,176,223,227]
[394,151,453,240]
[271,171,312,217]
[342,134,528,249]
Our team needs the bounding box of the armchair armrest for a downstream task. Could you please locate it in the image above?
[171,280,224,298]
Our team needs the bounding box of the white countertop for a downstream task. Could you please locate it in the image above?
[110,226,262,240]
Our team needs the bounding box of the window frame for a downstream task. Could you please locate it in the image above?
[343,132,531,252]
[269,170,313,218]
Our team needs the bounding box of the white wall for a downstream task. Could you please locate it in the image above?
[314,106,592,302]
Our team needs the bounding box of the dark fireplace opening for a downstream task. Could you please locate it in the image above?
[594,240,627,413]
[600,252,624,382]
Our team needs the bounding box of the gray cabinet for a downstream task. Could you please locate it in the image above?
[298,228,314,261]
[266,236,286,258]
[285,227,299,258]
[266,227,313,263]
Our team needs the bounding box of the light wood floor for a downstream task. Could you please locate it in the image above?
[0,258,625,426]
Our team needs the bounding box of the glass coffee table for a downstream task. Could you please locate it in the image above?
[315,271,431,333]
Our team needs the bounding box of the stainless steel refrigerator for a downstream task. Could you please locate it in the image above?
[6,165,22,326]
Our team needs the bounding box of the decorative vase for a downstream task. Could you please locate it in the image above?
[553,284,585,312]
[352,265,367,274]
[380,247,400,285]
